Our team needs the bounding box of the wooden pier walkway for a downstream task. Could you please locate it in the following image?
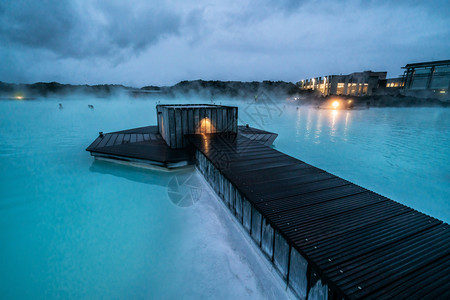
[188,133,450,299]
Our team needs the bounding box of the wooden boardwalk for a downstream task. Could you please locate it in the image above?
[238,125,278,146]
[188,133,450,299]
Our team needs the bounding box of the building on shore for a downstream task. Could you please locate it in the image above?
[372,77,405,96]
[298,59,449,100]
[298,71,387,96]
[401,60,450,97]
[385,77,405,88]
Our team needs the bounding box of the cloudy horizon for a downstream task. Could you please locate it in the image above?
[1,0,449,87]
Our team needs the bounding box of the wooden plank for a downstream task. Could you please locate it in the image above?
[217,107,223,132]
[203,108,208,133]
[106,133,118,147]
[233,107,237,133]
[234,107,239,133]
[206,108,212,133]
[231,107,237,133]
[227,107,232,133]
[97,134,112,148]
[194,108,200,133]
[211,108,217,133]
[164,107,169,144]
[188,109,194,134]
[156,105,162,134]
[222,107,228,131]
[182,108,188,147]
[115,134,124,145]
[87,136,103,150]
[123,134,130,144]
[169,108,176,147]
[175,108,182,148]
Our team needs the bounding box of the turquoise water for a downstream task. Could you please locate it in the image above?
[0,98,289,299]
[1,97,449,299]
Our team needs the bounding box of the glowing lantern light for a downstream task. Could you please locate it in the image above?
[332,101,340,109]
[197,118,216,134]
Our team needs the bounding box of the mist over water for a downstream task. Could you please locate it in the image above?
[0,96,448,299]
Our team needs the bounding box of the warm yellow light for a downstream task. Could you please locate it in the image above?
[16,96,23,100]
[332,101,340,108]
[197,117,216,133]
[348,100,352,104]
[201,133,209,152]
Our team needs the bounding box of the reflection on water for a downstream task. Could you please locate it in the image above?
[305,108,312,139]
[295,108,302,137]
[344,111,350,140]
[313,109,323,143]
[330,109,339,138]
[89,159,192,187]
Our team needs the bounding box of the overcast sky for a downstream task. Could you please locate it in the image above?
[1,0,449,87]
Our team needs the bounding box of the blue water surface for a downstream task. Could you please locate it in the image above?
[0,97,290,300]
[1,96,449,299]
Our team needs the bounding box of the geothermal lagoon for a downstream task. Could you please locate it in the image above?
[1,97,449,299]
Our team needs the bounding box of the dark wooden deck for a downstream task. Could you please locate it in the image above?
[238,125,278,146]
[86,125,278,168]
[187,133,450,299]
[86,126,192,168]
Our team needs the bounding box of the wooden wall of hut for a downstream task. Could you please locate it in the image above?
[156,105,238,149]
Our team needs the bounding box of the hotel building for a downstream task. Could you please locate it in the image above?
[298,71,387,96]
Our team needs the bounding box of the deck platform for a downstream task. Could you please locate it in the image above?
[188,133,450,300]
[86,126,192,168]
[86,125,277,168]
[238,125,278,146]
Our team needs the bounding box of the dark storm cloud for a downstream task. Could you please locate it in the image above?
[0,0,449,86]
[0,0,181,58]
[0,1,76,52]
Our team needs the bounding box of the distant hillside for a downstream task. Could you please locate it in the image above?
[0,81,131,98]
[0,80,301,99]
[141,80,301,99]
[2,80,445,107]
